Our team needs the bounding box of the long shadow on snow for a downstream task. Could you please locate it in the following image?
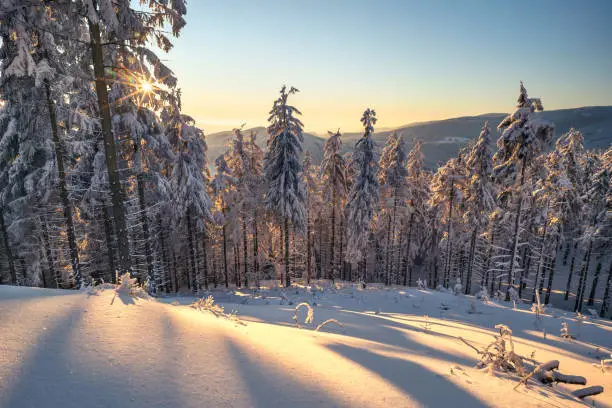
[325,343,489,407]
[224,338,350,408]
[2,296,185,408]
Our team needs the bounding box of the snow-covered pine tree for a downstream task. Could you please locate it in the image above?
[377,132,408,285]
[263,86,306,287]
[430,157,466,288]
[404,140,432,286]
[320,129,348,282]
[346,109,380,279]
[462,123,496,294]
[494,82,554,301]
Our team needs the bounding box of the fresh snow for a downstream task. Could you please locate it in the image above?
[1,283,611,408]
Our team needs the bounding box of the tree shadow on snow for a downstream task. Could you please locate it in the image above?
[325,343,489,407]
[1,298,184,408]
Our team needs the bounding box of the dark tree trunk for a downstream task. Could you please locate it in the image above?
[1,208,16,285]
[243,218,248,288]
[187,210,198,295]
[485,223,496,293]
[565,253,576,300]
[330,189,336,282]
[103,204,117,283]
[306,212,311,284]
[587,261,602,306]
[465,227,478,295]
[544,236,559,305]
[253,210,259,288]
[223,223,229,288]
[284,217,290,288]
[88,14,130,274]
[599,259,612,318]
[172,251,179,293]
[444,181,455,288]
[40,219,55,288]
[339,214,345,281]
[44,80,81,286]
[201,229,209,290]
[158,216,170,293]
[575,240,593,312]
[136,171,154,284]
[506,156,527,301]
[385,212,392,286]
[234,244,240,288]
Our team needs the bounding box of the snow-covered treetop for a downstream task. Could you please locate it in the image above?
[321,129,348,201]
[494,82,555,182]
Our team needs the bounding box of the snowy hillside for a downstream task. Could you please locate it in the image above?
[1,283,611,408]
[206,106,612,169]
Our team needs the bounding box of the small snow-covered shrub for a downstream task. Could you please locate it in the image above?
[476,287,489,302]
[417,278,427,290]
[560,321,572,339]
[453,278,463,295]
[508,287,520,304]
[115,272,148,299]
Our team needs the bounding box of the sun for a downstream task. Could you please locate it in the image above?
[140,80,154,93]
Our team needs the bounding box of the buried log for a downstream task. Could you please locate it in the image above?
[538,371,586,385]
[571,386,604,399]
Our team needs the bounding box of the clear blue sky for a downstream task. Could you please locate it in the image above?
[160,0,612,133]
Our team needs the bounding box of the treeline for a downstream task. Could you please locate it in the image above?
[0,3,610,317]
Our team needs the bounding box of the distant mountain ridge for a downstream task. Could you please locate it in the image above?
[206,106,612,169]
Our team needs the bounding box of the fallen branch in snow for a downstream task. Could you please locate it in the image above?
[514,360,559,390]
[571,386,604,399]
[191,296,247,326]
[315,319,344,332]
[293,302,314,329]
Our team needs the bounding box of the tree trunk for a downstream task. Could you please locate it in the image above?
[223,224,229,288]
[465,227,478,295]
[403,213,415,286]
[40,219,55,288]
[284,217,290,288]
[158,216,170,293]
[444,181,455,288]
[306,212,311,284]
[44,80,81,286]
[599,259,612,318]
[136,171,154,284]
[171,251,178,292]
[243,218,248,288]
[506,156,527,301]
[2,213,17,285]
[253,210,259,288]
[565,253,576,300]
[234,245,240,288]
[330,188,336,282]
[531,220,549,302]
[587,261,602,306]
[187,210,198,295]
[339,214,345,281]
[575,240,592,312]
[544,236,559,305]
[385,212,392,286]
[486,223,496,293]
[87,15,130,274]
[103,204,117,283]
[201,229,209,290]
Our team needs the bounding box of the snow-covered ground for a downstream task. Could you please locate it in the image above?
[1,282,611,408]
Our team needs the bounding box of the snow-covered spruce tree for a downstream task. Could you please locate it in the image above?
[574,156,609,312]
[0,6,58,286]
[404,140,432,286]
[210,155,236,288]
[430,156,466,288]
[302,151,322,284]
[320,129,348,281]
[494,82,554,301]
[462,123,496,294]
[167,102,212,295]
[78,0,187,275]
[377,132,408,285]
[246,130,265,287]
[263,86,306,287]
[346,109,380,280]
